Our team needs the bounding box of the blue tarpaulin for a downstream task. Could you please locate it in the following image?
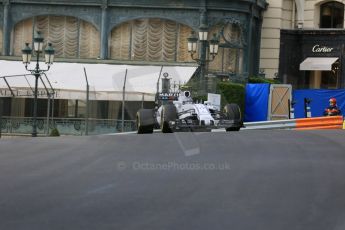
[293,89,345,118]
[245,83,270,122]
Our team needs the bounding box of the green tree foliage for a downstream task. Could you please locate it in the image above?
[50,128,60,137]
[248,77,280,84]
[216,82,245,115]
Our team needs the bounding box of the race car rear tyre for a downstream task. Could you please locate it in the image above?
[224,103,242,132]
[161,104,177,133]
[136,109,155,134]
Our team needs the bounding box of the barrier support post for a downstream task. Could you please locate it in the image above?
[289,99,296,119]
[304,98,312,118]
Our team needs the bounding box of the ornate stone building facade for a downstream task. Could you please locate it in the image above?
[1,0,267,80]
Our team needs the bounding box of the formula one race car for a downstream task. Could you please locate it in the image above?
[136,74,243,134]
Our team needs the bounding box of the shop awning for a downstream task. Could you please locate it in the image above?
[300,57,338,71]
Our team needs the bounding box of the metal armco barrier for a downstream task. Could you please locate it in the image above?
[296,116,344,130]
[243,116,344,131]
[243,119,296,130]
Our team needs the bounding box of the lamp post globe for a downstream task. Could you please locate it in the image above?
[198,23,208,41]
[21,43,32,65]
[34,31,44,52]
[45,43,55,65]
[209,33,220,56]
[187,31,198,54]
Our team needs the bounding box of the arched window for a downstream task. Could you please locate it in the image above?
[12,16,100,59]
[320,1,344,28]
[109,19,193,62]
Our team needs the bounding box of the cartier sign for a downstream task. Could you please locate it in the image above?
[312,45,334,53]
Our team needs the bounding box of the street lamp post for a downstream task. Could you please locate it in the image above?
[22,31,55,137]
[187,26,219,95]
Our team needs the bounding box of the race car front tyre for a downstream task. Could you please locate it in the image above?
[136,109,155,134]
[224,103,242,132]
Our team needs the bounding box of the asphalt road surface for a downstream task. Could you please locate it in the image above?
[1,130,345,230]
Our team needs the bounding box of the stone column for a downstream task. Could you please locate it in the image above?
[100,1,108,59]
[244,3,254,80]
[2,0,11,56]
[254,16,263,76]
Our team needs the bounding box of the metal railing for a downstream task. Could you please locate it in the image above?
[0,116,137,136]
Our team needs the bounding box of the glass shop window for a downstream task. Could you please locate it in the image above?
[320,1,344,28]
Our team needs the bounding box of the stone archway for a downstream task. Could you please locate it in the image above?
[12,15,100,59]
[109,18,194,62]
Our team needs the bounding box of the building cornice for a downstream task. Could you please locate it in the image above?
[7,0,267,11]
[281,29,345,36]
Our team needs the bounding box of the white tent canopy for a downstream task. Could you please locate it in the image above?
[0,60,197,101]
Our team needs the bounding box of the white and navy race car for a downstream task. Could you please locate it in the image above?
[136,90,243,134]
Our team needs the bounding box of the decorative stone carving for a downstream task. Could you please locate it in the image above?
[209,17,247,47]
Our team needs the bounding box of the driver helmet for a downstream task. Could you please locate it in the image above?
[329,98,337,106]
